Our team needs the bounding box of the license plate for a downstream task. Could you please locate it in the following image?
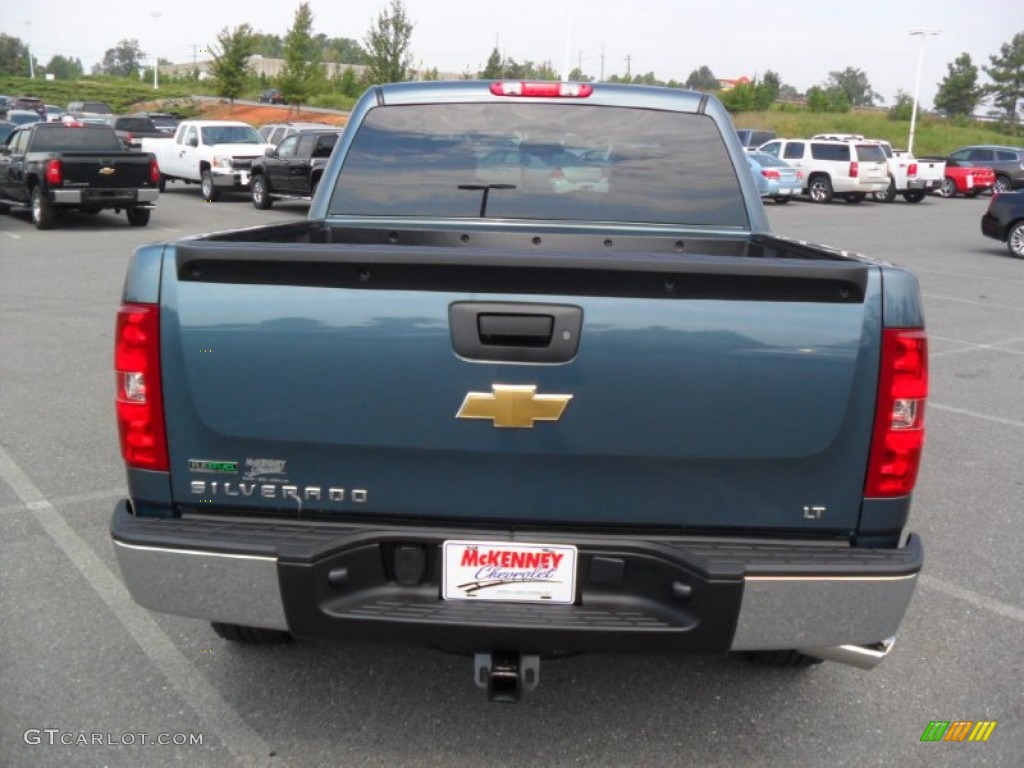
[239,171,250,186]
[967,175,974,188]
[442,540,577,604]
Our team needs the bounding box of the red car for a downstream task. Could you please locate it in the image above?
[925,157,996,198]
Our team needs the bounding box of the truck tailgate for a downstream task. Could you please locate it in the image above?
[160,241,881,534]
[59,151,153,189]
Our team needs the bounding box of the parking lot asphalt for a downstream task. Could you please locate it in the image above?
[1,188,1021,767]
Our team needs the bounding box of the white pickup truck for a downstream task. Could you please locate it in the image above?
[141,119,272,201]
[812,134,945,203]
[875,142,945,203]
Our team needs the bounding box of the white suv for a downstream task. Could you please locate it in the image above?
[757,138,889,203]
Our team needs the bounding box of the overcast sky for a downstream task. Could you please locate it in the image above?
[14,0,1015,109]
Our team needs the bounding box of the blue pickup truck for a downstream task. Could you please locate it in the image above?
[111,81,927,701]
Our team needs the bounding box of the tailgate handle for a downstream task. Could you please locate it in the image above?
[450,302,582,364]
[478,314,553,347]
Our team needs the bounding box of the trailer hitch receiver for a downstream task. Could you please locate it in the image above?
[474,651,540,702]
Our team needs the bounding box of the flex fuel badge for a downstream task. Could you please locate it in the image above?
[188,459,238,474]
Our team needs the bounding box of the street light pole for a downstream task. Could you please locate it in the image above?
[150,11,163,90]
[907,28,940,155]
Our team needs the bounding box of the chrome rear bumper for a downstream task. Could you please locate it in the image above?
[112,503,920,667]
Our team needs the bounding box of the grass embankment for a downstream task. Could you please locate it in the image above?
[0,76,214,115]
[0,76,355,116]
[730,109,1021,156]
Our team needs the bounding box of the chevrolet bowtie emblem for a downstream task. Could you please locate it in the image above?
[98,167,116,175]
[456,385,572,428]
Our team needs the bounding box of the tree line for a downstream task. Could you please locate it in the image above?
[0,8,1019,128]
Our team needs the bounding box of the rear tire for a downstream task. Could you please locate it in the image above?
[807,175,833,204]
[902,190,926,203]
[937,177,957,198]
[201,170,220,202]
[772,195,790,204]
[873,177,896,203]
[844,193,865,204]
[31,187,56,230]
[210,622,293,645]
[743,650,825,668]
[158,173,167,193]
[994,175,1012,194]
[126,207,151,227]
[1007,221,1024,259]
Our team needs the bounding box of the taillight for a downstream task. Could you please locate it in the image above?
[760,169,780,179]
[115,303,168,471]
[46,159,63,185]
[149,157,160,184]
[490,81,593,98]
[125,132,134,143]
[865,329,928,497]
[907,163,918,178]
[849,161,859,178]
[549,167,566,181]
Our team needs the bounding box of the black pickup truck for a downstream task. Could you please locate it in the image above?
[0,121,159,229]
[249,127,339,209]
[103,115,169,151]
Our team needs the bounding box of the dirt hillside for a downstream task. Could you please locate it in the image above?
[135,99,349,129]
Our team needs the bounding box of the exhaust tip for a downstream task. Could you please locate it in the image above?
[797,636,896,670]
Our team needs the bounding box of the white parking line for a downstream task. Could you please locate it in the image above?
[0,486,128,516]
[930,403,1024,429]
[913,265,1024,285]
[929,334,1024,359]
[922,293,1024,313]
[2,231,21,240]
[0,446,281,768]
[919,574,1024,625]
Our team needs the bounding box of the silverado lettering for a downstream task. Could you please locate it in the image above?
[189,482,367,503]
[111,80,927,702]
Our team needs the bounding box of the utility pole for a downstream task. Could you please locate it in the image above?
[600,46,604,81]
[625,54,632,80]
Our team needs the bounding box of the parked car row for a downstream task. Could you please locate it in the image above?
[756,136,891,203]
[739,126,1024,206]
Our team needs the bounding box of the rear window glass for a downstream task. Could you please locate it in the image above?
[810,143,850,161]
[28,124,122,152]
[996,150,1019,161]
[749,153,790,168]
[115,118,157,132]
[330,103,748,227]
[76,102,112,114]
[855,144,887,162]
